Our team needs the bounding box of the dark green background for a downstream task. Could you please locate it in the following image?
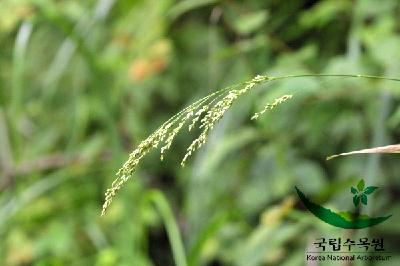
[1,0,400,265]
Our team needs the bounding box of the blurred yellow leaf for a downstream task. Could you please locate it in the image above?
[6,230,34,266]
[260,196,294,226]
[128,39,171,81]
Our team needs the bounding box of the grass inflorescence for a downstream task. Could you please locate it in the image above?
[101,74,400,216]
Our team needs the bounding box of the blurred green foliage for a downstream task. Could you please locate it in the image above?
[1,0,400,265]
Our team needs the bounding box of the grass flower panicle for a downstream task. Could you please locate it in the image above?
[102,73,400,216]
[251,94,293,120]
[101,75,269,215]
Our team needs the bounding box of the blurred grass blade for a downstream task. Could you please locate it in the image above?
[187,213,228,266]
[0,173,68,232]
[168,0,218,20]
[145,190,188,266]
[10,20,33,159]
[327,144,400,160]
[0,108,14,177]
[11,21,33,115]
[42,0,115,97]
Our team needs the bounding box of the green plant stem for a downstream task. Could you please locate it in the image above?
[269,74,400,82]
[144,190,188,266]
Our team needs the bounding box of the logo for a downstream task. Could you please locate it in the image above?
[295,179,391,229]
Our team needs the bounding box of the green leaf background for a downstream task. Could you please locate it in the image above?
[1,0,400,265]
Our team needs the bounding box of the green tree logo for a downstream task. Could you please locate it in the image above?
[295,178,391,229]
[351,179,378,207]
